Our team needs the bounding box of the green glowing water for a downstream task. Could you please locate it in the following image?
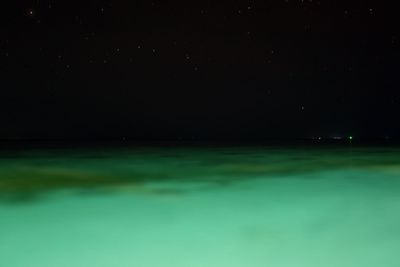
[1,146,400,266]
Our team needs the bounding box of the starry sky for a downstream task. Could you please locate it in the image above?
[1,1,399,141]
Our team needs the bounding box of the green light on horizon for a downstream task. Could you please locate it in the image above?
[349,136,353,140]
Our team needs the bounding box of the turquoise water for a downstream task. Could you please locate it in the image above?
[1,146,400,266]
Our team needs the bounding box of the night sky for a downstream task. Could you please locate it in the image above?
[1,1,399,141]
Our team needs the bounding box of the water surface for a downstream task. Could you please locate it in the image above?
[1,145,400,266]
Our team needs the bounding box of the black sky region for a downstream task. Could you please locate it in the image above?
[1,1,399,141]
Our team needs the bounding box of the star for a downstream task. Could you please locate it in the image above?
[27,9,35,17]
